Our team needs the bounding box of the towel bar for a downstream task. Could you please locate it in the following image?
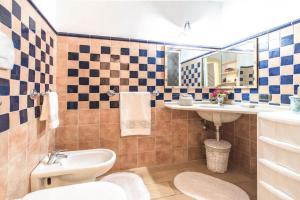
[106,89,160,97]
[30,89,53,100]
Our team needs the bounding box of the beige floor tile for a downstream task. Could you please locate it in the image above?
[106,160,256,200]
[153,194,195,200]
[146,182,176,199]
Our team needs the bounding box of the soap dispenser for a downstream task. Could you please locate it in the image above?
[289,86,300,113]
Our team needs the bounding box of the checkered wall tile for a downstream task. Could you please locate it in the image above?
[63,22,300,110]
[234,24,300,105]
[65,42,205,110]
[181,58,202,87]
[0,0,56,133]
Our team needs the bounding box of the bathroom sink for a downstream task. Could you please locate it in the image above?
[164,101,289,141]
[196,111,241,124]
[31,149,116,191]
[196,110,241,141]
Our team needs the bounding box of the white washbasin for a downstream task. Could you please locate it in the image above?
[31,149,116,191]
[196,111,242,124]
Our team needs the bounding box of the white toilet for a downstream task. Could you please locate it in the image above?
[22,181,127,200]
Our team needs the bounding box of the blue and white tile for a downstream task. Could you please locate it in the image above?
[280,65,294,75]
[294,23,300,43]
[280,25,293,37]
[280,85,294,94]
[280,45,294,56]
[268,76,280,85]
[268,57,280,67]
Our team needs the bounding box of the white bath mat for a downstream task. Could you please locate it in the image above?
[174,172,250,200]
[101,172,150,200]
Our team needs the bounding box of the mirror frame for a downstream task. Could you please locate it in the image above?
[164,45,218,88]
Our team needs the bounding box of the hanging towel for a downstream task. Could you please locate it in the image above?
[40,92,59,129]
[120,92,151,136]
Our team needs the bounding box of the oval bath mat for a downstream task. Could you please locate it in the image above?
[174,172,250,200]
[101,172,150,200]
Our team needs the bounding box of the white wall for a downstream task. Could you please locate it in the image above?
[221,0,300,45]
[31,0,57,28]
[32,0,300,47]
[55,0,223,46]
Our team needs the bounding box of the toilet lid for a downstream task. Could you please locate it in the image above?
[23,181,127,200]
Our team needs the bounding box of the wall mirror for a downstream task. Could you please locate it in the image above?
[220,39,258,88]
[165,46,211,87]
[202,38,258,89]
[165,39,258,89]
[202,51,222,88]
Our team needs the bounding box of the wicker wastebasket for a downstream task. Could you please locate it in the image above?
[204,139,232,173]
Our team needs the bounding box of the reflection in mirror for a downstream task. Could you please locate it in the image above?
[221,39,257,88]
[165,46,210,87]
[166,50,180,86]
[203,52,222,87]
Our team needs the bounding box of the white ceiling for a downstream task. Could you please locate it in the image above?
[32,0,300,47]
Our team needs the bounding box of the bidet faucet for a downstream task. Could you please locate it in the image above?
[47,150,68,165]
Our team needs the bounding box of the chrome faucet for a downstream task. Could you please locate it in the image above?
[217,96,224,106]
[47,150,68,165]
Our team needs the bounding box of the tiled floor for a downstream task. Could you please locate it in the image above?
[113,160,257,200]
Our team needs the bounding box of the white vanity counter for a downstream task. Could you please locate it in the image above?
[164,101,289,115]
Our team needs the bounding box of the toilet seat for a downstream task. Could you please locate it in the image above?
[23,181,127,200]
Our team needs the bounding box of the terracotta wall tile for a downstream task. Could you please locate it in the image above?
[155,120,171,136]
[173,148,188,163]
[8,124,28,160]
[55,126,78,147]
[156,135,172,151]
[78,125,100,144]
[120,137,138,155]
[138,136,155,153]
[0,132,9,166]
[156,108,171,121]
[138,151,156,167]
[235,115,250,139]
[171,110,188,120]
[188,111,201,119]
[59,111,78,126]
[79,110,99,125]
[26,141,40,174]
[7,154,27,199]
[119,153,138,169]
[0,165,8,200]
[100,123,120,141]
[188,147,203,161]
[100,109,120,124]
